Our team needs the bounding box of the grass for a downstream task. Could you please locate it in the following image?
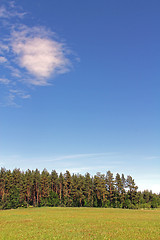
[0,207,160,239]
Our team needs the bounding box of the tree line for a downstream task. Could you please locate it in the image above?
[0,168,159,209]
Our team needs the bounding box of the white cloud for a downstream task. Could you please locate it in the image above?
[1,88,31,107]
[0,6,7,18]
[0,78,10,84]
[11,26,71,86]
[9,89,31,99]
[0,56,7,63]
[8,66,22,78]
[36,152,115,162]
[0,2,74,105]
[0,43,9,53]
[0,4,26,19]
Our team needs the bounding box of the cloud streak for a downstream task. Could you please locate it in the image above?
[0,78,10,84]
[0,3,26,19]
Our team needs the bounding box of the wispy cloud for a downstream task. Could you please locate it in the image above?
[0,43,9,53]
[0,3,26,19]
[9,89,31,99]
[30,152,118,163]
[6,89,30,107]
[0,78,10,84]
[0,1,74,106]
[0,56,7,63]
[0,152,122,173]
[0,6,9,18]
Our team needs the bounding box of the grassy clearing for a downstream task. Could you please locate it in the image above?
[0,207,160,239]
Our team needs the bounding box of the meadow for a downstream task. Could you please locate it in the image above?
[0,207,160,240]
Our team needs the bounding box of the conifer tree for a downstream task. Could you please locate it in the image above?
[84,172,93,207]
[63,170,72,206]
[106,171,115,207]
[0,168,6,202]
[40,168,50,206]
[32,169,41,206]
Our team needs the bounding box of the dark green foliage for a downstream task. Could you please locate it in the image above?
[106,171,115,207]
[48,191,59,207]
[0,167,159,209]
[2,186,19,209]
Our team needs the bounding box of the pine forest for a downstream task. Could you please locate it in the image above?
[0,168,160,210]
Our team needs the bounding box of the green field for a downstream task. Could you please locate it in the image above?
[0,208,160,240]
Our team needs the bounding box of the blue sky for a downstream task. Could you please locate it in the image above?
[0,0,160,193]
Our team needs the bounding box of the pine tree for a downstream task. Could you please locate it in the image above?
[25,169,33,207]
[19,171,27,207]
[84,172,93,207]
[0,168,6,203]
[32,169,41,206]
[106,171,115,207]
[50,170,58,194]
[63,170,72,206]
[40,169,50,206]
[58,172,64,206]
[126,175,138,207]
[93,172,107,207]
